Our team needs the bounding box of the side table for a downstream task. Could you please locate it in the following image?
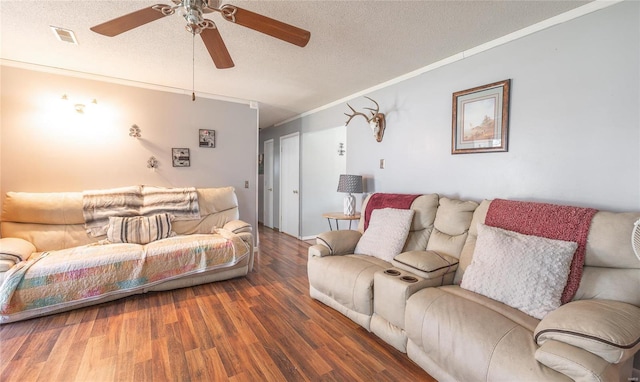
[321,212,361,231]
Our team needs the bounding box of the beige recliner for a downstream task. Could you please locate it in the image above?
[307,194,478,331]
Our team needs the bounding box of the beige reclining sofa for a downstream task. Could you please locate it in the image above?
[0,186,253,324]
[308,193,640,381]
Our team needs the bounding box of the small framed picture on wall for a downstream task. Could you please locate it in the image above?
[199,129,216,148]
[172,148,190,167]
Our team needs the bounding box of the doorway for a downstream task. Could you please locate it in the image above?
[263,139,274,228]
[279,133,300,238]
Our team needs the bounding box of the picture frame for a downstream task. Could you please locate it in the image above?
[172,148,190,167]
[452,79,510,154]
[199,129,216,148]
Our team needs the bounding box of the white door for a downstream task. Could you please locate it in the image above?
[263,139,274,228]
[279,133,300,237]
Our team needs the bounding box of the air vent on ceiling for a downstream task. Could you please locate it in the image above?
[50,26,78,45]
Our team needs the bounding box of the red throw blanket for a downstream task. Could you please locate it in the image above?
[364,193,421,230]
[485,199,597,304]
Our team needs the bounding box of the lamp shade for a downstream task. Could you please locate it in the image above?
[337,174,363,194]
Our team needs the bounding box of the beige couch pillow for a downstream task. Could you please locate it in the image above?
[354,208,414,262]
[461,224,577,319]
[107,213,173,245]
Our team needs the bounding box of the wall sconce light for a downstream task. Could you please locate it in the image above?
[337,142,345,156]
[147,156,158,171]
[344,96,386,142]
[61,94,98,114]
[129,124,142,138]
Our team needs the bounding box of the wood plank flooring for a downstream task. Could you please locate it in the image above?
[0,225,435,381]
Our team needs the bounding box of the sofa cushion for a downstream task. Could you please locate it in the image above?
[354,208,414,262]
[106,213,174,244]
[405,286,561,381]
[460,223,577,319]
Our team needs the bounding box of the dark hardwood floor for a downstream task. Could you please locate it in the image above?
[0,225,435,381]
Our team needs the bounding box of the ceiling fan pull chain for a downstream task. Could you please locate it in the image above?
[192,32,196,101]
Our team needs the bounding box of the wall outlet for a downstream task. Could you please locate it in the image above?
[244,181,249,188]
[380,159,385,169]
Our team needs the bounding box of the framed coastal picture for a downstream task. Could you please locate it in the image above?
[451,79,510,154]
[199,129,216,148]
[172,148,190,167]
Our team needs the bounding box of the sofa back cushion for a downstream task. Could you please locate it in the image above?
[0,186,240,252]
[357,194,477,258]
[427,198,478,258]
[457,200,640,307]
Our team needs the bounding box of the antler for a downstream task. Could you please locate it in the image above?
[344,103,373,125]
[362,96,380,118]
[343,96,386,142]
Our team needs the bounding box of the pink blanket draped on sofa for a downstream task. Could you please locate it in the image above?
[485,199,597,304]
[364,193,421,231]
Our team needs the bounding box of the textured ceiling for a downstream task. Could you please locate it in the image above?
[1,0,590,128]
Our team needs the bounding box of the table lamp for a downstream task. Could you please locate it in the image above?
[337,174,363,216]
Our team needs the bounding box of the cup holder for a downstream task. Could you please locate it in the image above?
[400,275,418,283]
[384,269,401,276]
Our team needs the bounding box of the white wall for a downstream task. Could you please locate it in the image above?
[301,125,347,236]
[347,0,639,210]
[0,65,259,234]
[262,1,640,238]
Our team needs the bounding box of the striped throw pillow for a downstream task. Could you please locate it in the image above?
[107,213,173,244]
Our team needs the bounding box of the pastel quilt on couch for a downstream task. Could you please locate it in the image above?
[0,229,248,323]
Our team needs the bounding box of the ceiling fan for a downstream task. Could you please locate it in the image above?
[90,0,311,69]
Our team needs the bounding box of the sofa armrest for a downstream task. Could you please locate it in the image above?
[535,340,617,382]
[223,220,252,234]
[312,230,362,256]
[309,244,331,257]
[534,299,640,364]
[0,237,36,262]
[392,250,459,281]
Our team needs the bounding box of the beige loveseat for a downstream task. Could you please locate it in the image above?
[308,193,640,381]
[0,186,253,324]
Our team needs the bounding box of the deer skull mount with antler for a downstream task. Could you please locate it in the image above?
[344,97,386,142]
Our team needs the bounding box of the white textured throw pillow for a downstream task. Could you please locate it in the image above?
[461,224,578,319]
[354,208,414,262]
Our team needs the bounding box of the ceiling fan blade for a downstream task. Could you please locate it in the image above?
[90,5,169,37]
[201,27,235,69]
[225,6,310,47]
